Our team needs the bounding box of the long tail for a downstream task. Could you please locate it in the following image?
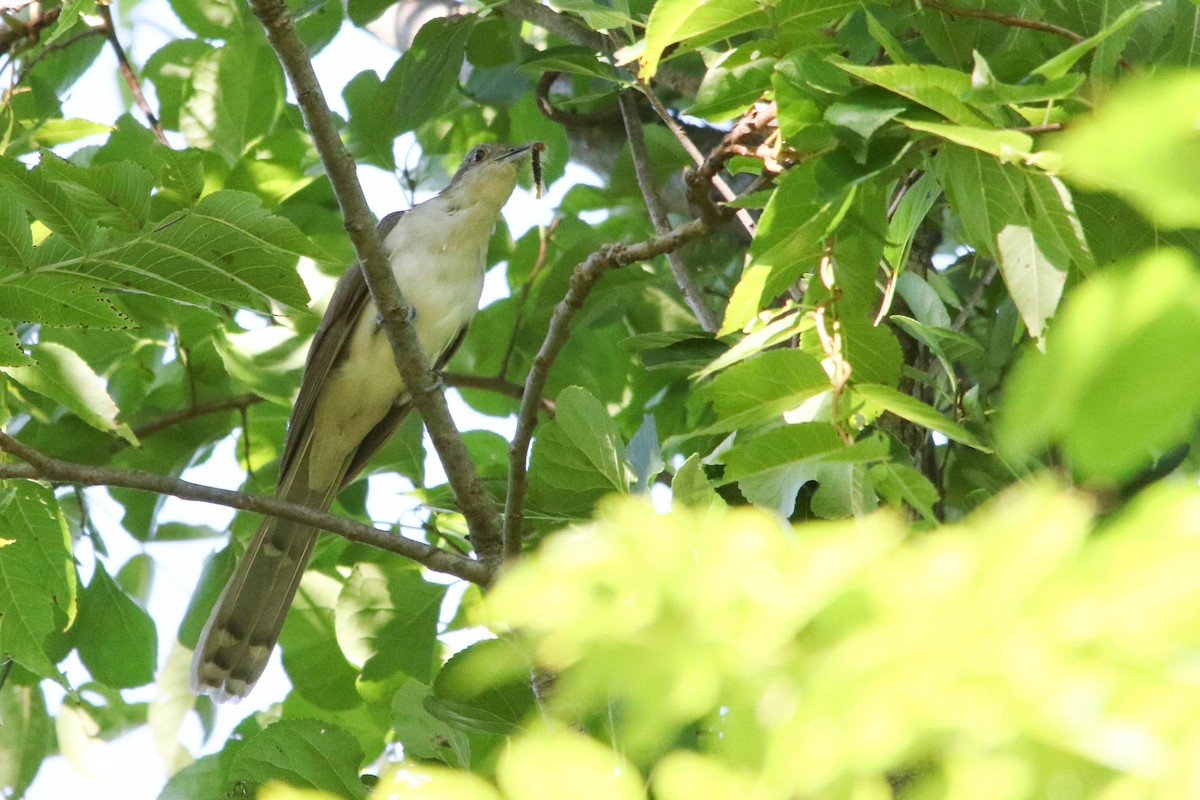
[190,469,334,701]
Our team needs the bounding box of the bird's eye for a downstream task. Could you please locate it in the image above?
[470,147,487,164]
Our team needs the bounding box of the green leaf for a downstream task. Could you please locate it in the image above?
[229,719,367,799]
[639,0,764,80]
[2,342,137,444]
[0,188,33,270]
[343,71,398,172]
[521,46,622,83]
[672,454,726,512]
[74,562,157,689]
[855,383,991,451]
[0,677,51,798]
[1055,72,1200,229]
[529,386,632,509]
[0,155,97,250]
[389,17,473,134]
[26,118,113,148]
[115,553,154,604]
[180,37,285,163]
[391,679,471,767]
[169,0,243,40]
[694,349,830,434]
[833,61,995,127]
[0,481,75,680]
[335,563,446,683]
[431,639,537,735]
[869,461,939,520]
[1031,1,1159,80]
[144,39,217,131]
[280,572,362,711]
[1001,249,1200,480]
[689,41,778,122]
[36,152,155,232]
[498,725,645,800]
[899,118,1037,164]
[935,145,1088,338]
[722,423,889,483]
[995,223,1067,341]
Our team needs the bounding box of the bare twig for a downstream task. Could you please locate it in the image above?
[919,0,1085,43]
[248,0,503,572]
[132,393,265,439]
[0,433,489,584]
[951,261,999,332]
[619,90,719,333]
[97,3,167,145]
[443,371,556,416]
[503,212,731,558]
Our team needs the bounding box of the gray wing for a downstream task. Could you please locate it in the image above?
[276,211,407,484]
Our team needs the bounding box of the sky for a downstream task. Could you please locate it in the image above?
[20,2,589,796]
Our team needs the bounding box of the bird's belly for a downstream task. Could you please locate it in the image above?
[307,307,404,489]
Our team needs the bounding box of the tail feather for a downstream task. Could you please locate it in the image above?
[191,451,341,701]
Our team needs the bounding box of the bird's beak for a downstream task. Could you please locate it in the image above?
[500,143,537,162]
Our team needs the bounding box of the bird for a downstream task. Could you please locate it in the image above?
[191,143,536,701]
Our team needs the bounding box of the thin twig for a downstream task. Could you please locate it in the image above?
[503,212,731,558]
[951,261,999,332]
[97,3,167,145]
[132,393,265,439]
[0,432,489,584]
[920,0,1085,44]
[619,90,719,333]
[248,0,504,572]
[443,371,556,416]
[13,26,106,85]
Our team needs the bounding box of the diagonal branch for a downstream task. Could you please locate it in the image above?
[97,3,167,145]
[502,212,731,558]
[919,0,1085,44]
[247,0,504,573]
[132,393,265,439]
[0,432,489,585]
[619,90,719,333]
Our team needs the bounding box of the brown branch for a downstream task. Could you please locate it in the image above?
[0,432,489,584]
[919,0,1085,44]
[535,71,622,127]
[443,372,556,417]
[686,102,779,229]
[132,393,265,439]
[619,90,719,333]
[248,0,503,573]
[951,261,999,332]
[97,3,167,145]
[499,0,701,97]
[502,212,731,558]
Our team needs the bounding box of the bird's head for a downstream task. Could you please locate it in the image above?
[444,142,537,211]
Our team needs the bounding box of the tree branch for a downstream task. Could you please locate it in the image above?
[0,432,489,585]
[919,0,1085,44]
[502,213,731,558]
[132,393,265,439]
[247,0,504,573]
[619,90,719,333]
[97,3,167,145]
[443,372,556,416]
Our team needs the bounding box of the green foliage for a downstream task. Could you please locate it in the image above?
[3,0,1200,796]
